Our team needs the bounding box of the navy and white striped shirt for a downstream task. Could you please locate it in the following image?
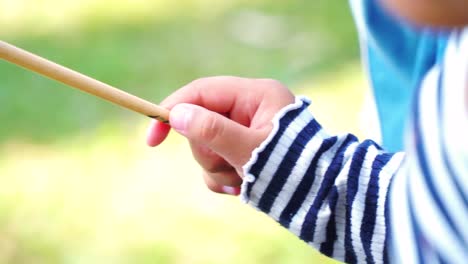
[240,29,467,263]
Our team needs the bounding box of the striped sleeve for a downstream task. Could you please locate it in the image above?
[240,96,405,264]
[388,29,468,263]
[240,29,468,264]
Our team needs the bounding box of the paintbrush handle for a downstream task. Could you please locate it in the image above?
[0,40,170,123]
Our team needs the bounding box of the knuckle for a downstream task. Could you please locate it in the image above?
[202,172,222,193]
[189,77,215,89]
[190,77,207,86]
[222,176,242,187]
[204,170,242,188]
[257,78,293,99]
[204,162,230,174]
[197,114,223,144]
[205,181,219,193]
[259,78,284,88]
[187,78,207,95]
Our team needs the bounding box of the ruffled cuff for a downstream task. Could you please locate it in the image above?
[241,96,317,206]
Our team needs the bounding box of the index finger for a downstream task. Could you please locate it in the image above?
[160,76,255,114]
[147,76,253,147]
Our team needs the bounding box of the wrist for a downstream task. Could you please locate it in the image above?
[241,96,313,202]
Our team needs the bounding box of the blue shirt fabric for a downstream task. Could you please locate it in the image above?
[352,0,449,152]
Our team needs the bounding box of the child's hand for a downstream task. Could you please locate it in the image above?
[146,76,294,195]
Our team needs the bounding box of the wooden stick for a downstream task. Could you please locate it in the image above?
[0,40,170,123]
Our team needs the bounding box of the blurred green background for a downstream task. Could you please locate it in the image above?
[0,0,368,263]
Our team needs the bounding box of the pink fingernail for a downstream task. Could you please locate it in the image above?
[146,119,157,146]
[170,104,193,135]
[222,186,241,196]
[146,119,157,135]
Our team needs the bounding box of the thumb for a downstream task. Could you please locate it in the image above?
[169,103,264,166]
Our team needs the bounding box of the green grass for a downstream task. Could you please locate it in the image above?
[0,1,365,263]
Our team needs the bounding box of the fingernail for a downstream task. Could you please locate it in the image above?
[170,104,193,135]
[222,186,241,196]
[146,119,157,136]
[146,119,157,146]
